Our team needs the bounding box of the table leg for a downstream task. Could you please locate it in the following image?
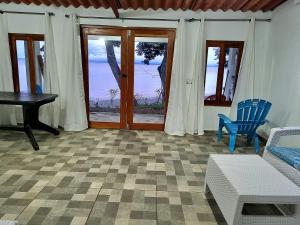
[24,124,39,150]
[23,104,59,134]
[22,104,59,150]
[204,182,210,194]
[36,121,60,135]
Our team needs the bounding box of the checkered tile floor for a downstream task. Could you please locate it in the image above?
[0,129,258,225]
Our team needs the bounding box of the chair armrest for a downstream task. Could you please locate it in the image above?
[266,127,300,147]
[218,114,232,124]
[258,119,269,126]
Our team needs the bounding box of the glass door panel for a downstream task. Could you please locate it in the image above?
[133,37,168,125]
[16,40,30,93]
[33,41,45,93]
[222,47,240,102]
[87,35,122,124]
[205,47,220,101]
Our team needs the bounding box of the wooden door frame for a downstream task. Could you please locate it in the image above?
[80,26,176,130]
[127,29,176,131]
[80,26,128,129]
[9,33,44,94]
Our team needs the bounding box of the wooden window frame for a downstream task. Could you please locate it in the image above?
[9,33,44,94]
[204,40,244,107]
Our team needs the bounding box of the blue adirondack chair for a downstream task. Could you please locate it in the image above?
[218,99,272,153]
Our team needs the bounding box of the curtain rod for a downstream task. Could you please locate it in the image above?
[186,18,271,22]
[77,16,179,22]
[0,10,54,16]
[0,10,271,22]
[77,16,271,22]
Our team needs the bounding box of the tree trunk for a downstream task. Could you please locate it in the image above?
[157,49,167,102]
[223,48,239,101]
[105,41,121,87]
[105,40,138,106]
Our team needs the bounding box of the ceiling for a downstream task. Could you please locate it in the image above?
[0,0,287,14]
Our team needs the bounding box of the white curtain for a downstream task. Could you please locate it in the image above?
[59,14,88,131]
[41,12,61,127]
[0,13,17,125]
[185,19,205,135]
[165,19,205,136]
[165,20,186,135]
[230,17,256,118]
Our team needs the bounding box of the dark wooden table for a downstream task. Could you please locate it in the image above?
[0,92,60,150]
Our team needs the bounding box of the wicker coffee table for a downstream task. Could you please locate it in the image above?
[204,154,300,225]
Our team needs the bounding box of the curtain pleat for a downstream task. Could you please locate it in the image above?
[230,17,256,119]
[0,13,17,126]
[59,14,88,131]
[40,12,61,127]
[165,20,186,135]
[185,19,205,135]
[165,19,205,136]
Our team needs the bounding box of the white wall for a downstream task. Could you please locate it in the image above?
[261,0,300,139]
[0,3,271,131]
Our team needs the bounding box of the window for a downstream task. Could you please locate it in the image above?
[9,34,45,94]
[204,40,244,106]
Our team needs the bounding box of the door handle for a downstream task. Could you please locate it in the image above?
[122,74,127,78]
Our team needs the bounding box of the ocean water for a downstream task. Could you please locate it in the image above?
[17,58,219,100]
[205,66,219,97]
[88,61,162,102]
[17,58,30,92]
[89,62,220,101]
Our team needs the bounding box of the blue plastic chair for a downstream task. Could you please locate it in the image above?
[218,99,272,153]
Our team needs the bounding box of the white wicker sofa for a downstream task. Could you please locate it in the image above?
[263,127,300,223]
[263,127,300,187]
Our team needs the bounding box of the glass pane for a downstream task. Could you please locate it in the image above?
[16,40,30,93]
[88,35,121,123]
[205,47,220,101]
[33,41,45,93]
[133,37,168,124]
[222,47,239,102]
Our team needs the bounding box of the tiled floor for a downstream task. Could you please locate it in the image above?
[0,129,257,225]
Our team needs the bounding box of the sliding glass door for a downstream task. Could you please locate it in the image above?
[81,28,128,128]
[81,27,175,130]
[127,30,175,130]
